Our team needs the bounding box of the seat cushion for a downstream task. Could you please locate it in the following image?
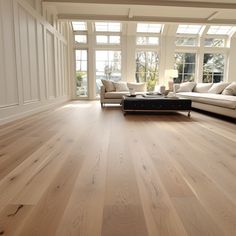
[101,79,115,92]
[177,92,236,109]
[113,82,129,92]
[222,82,236,96]
[104,91,130,99]
[176,82,196,92]
[208,82,230,94]
[193,83,213,93]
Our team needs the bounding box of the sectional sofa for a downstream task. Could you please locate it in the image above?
[174,82,236,118]
[100,80,165,107]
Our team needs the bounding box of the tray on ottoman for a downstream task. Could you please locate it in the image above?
[121,95,192,116]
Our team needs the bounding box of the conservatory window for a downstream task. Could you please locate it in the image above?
[135,51,159,91]
[177,25,202,34]
[72,22,87,31]
[137,23,162,33]
[75,35,87,44]
[95,22,121,32]
[96,35,120,44]
[136,36,159,45]
[203,53,224,83]
[203,38,225,47]
[207,26,234,35]
[175,37,198,46]
[174,53,196,83]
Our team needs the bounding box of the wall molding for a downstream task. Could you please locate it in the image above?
[0,0,71,125]
[0,96,70,126]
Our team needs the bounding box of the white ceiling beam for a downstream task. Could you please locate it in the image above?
[207,11,220,21]
[128,8,133,19]
[58,14,236,25]
[43,0,236,10]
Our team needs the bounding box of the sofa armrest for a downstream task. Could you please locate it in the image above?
[100,85,106,102]
[173,84,180,93]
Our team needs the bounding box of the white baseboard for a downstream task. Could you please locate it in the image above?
[0,97,70,126]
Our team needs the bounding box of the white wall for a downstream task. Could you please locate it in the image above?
[228,37,236,82]
[0,0,72,125]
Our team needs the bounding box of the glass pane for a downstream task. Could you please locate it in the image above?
[174,53,196,83]
[137,23,162,33]
[175,37,197,46]
[96,35,108,44]
[135,51,159,91]
[75,50,88,97]
[95,22,121,32]
[137,37,159,45]
[72,22,87,31]
[95,50,122,96]
[75,35,87,44]
[177,25,202,34]
[203,74,213,83]
[204,38,225,47]
[185,53,196,63]
[184,64,195,73]
[109,36,120,44]
[75,50,82,60]
[207,26,234,35]
[203,53,224,82]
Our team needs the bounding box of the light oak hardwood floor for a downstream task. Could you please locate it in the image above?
[0,101,236,236]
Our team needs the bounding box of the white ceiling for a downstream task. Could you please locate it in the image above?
[43,0,236,24]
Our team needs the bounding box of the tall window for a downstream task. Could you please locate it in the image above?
[203,53,224,83]
[95,50,121,95]
[135,51,159,91]
[175,53,196,83]
[72,21,88,46]
[75,50,88,97]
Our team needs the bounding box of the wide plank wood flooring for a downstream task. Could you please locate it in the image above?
[0,101,236,236]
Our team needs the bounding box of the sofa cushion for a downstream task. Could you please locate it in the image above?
[114,82,129,92]
[104,91,130,99]
[101,79,115,92]
[177,92,236,109]
[222,82,236,96]
[176,82,196,92]
[208,82,230,94]
[127,82,146,92]
[193,83,213,93]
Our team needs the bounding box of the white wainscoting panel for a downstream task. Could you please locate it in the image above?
[0,0,19,108]
[0,0,71,125]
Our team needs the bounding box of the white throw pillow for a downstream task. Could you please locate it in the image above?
[114,82,129,92]
[176,82,196,92]
[101,79,115,92]
[127,82,146,92]
[193,83,213,93]
[222,82,236,96]
[208,82,230,94]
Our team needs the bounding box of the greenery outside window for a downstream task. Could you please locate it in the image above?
[136,36,159,45]
[95,50,121,95]
[203,38,225,47]
[175,37,197,46]
[75,50,88,97]
[135,51,159,91]
[203,53,224,83]
[174,53,196,83]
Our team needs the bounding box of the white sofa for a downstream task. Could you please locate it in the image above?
[174,82,236,118]
[100,80,165,107]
